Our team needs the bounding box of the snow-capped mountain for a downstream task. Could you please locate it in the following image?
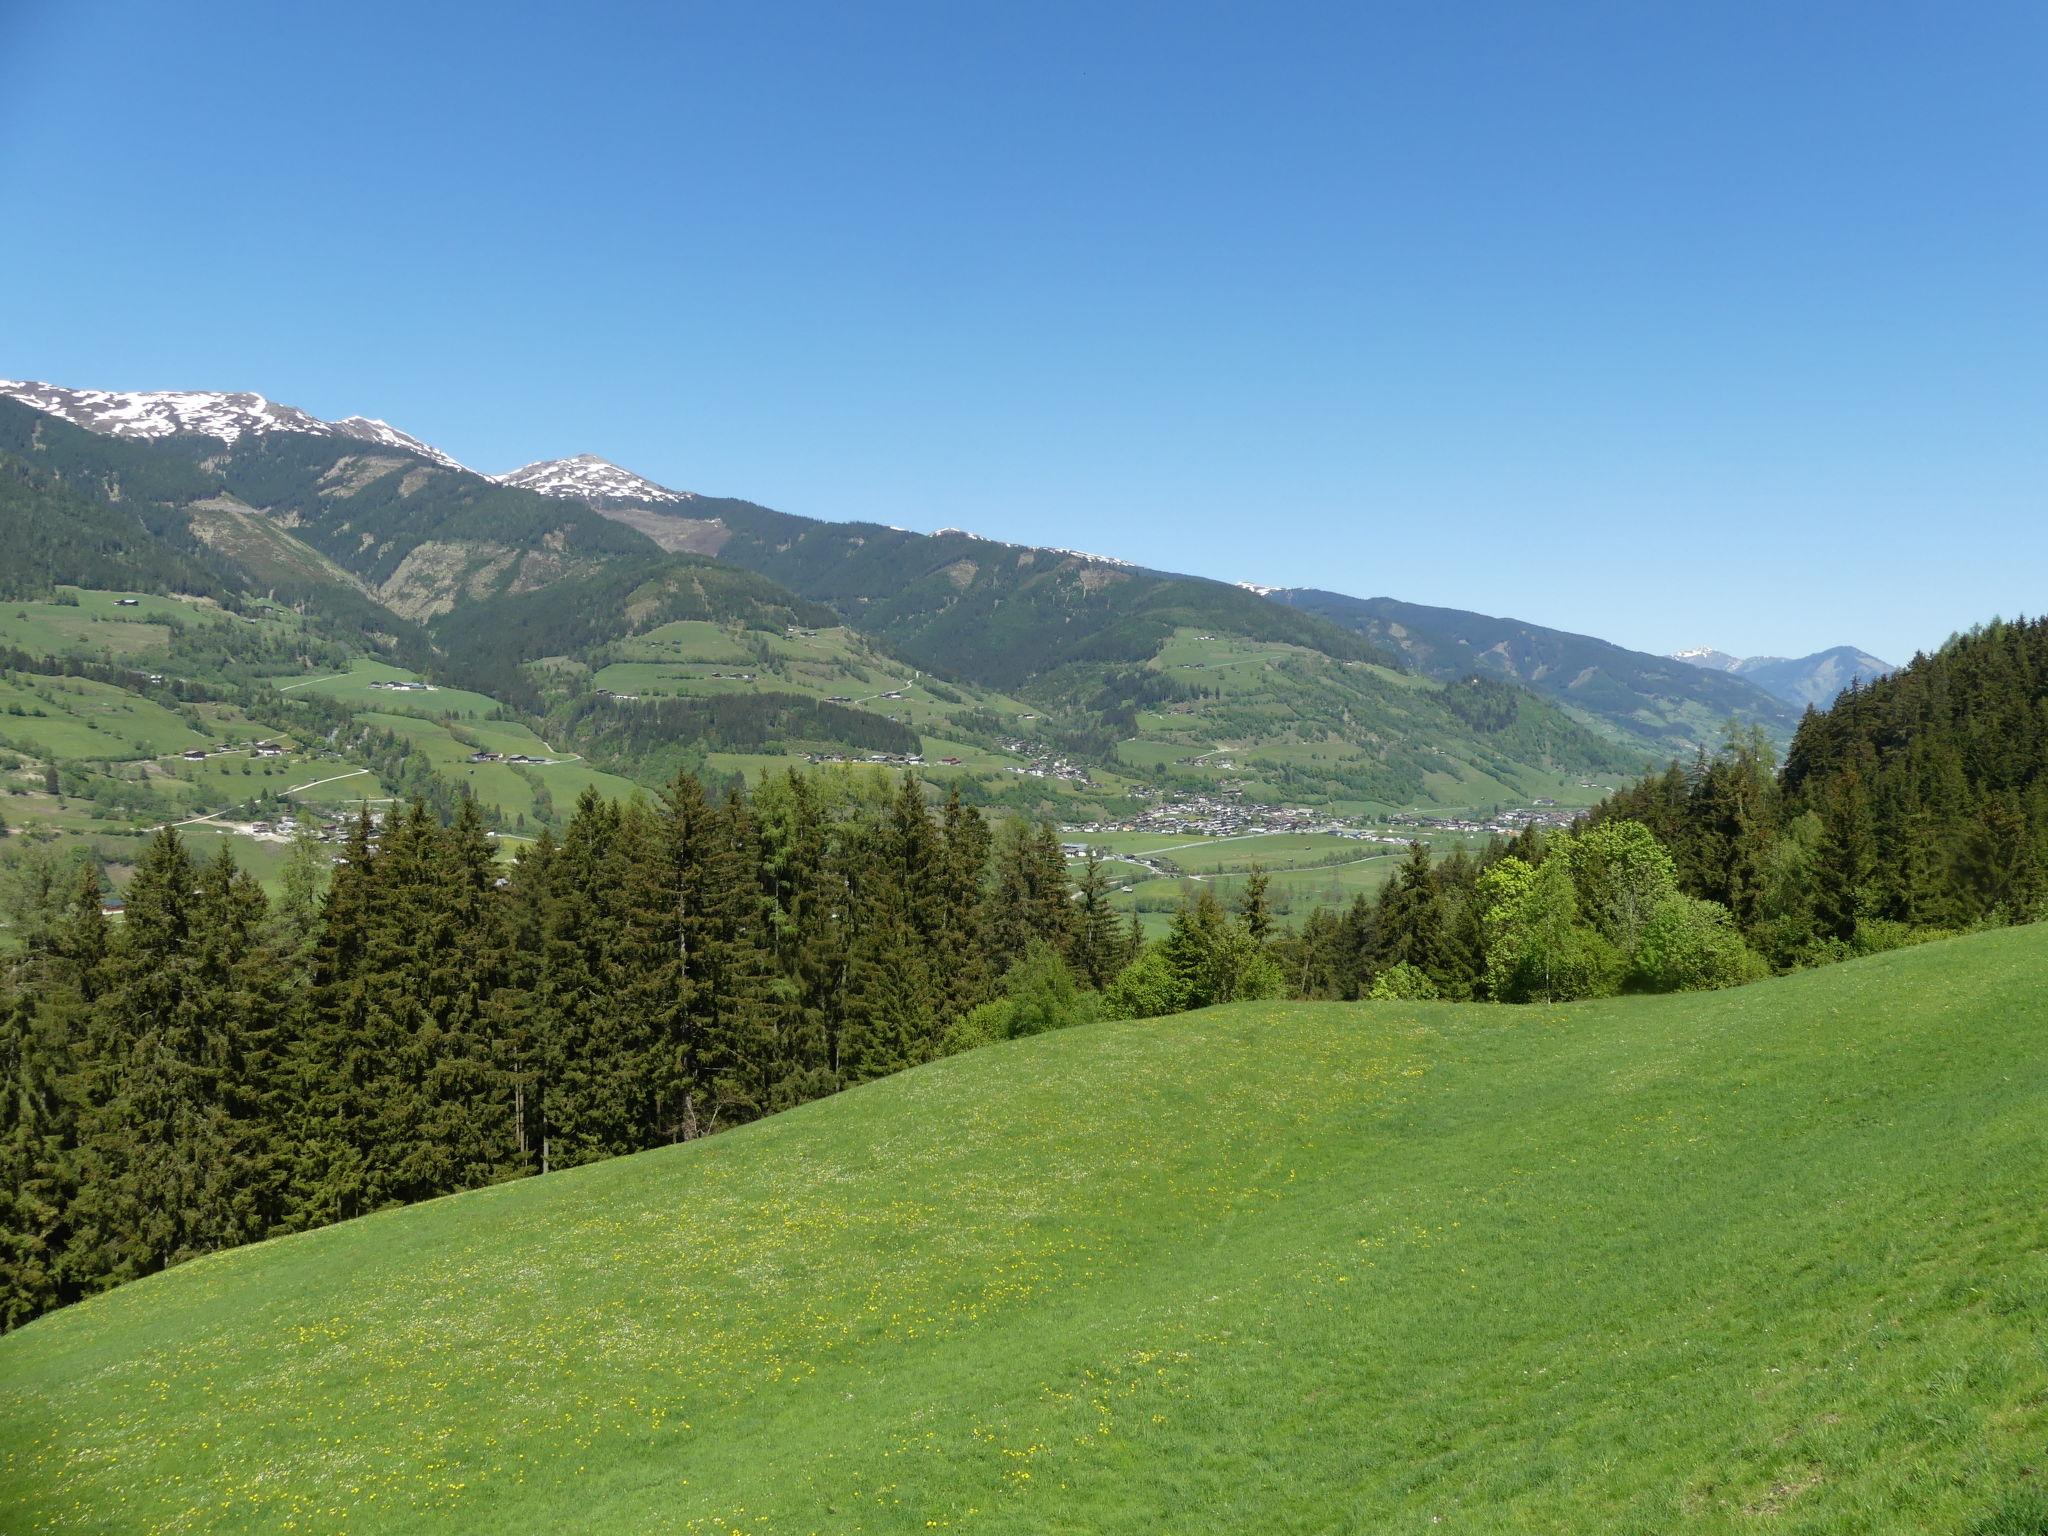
[0,380,468,471]
[1672,644,1895,709]
[495,454,696,508]
[1672,645,1743,671]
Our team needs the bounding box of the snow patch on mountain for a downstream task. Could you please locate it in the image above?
[330,417,466,471]
[0,380,469,470]
[930,526,1134,567]
[1237,581,1280,597]
[495,454,695,507]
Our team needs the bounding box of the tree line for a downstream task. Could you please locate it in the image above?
[1275,617,2048,1004]
[0,770,1147,1329]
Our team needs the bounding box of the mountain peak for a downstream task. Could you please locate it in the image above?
[0,379,468,470]
[1673,644,1896,708]
[495,455,696,508]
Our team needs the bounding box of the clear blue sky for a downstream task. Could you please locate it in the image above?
[3,2,2042,663]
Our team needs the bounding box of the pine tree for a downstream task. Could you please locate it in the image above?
[934,786,995,1014]
[1237,864,1273,944]
[756,771,844,1106]
[66,828,237,1290]
[1070,851,1127,988]
[0,966,77,1326]
[1814,762,1877,942]
[1374,842,1448,984]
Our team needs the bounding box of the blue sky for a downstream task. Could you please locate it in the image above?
[3,1,2042,663]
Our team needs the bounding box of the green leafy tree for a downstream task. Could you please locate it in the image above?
[1368,962,1439,1001]
[1633,894,1765,993]
[1479,854,1614,1003]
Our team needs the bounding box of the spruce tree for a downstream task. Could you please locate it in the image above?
[1070,851,1127,988]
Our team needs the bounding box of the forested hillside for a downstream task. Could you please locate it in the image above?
[1600,618,2048,951]
[1272,588,1802,750]
[1234,621,2048,1008]
[702,513,1388,689]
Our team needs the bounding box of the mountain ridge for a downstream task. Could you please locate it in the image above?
[1268,588,1804,753]
[1671,643,1896,708]
[0,379,470,471]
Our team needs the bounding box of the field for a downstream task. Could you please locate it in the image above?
[358,712,644,825]
[4,926,2044,1532]
[586,625,1134,806]
[0,673,211,760]
[0,589,198,660]
[275,658,508,722]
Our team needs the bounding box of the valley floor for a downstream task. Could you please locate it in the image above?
[3,927,2045,1533]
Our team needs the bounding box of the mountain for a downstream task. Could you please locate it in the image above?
[5,924,2043,1530]
[502,457,1392,690]
[497,452,696,507]
[0,385,669,630]
[1672,644,1896,709]
[0,379,1712,825]
[1267,590,1803,753]
[0,379,469,470]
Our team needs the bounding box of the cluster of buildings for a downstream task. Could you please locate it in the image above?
[802,750,927,768]
[176,739,287,763]
[466,749,549,765]
[1001,743,1090,784]
[368,679,436,694]
[1385,801,1581,838]
[1066,792,1330,840]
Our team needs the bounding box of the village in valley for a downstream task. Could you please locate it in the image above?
[1060,789,1590,848]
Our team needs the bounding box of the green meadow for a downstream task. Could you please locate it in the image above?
[358,712,642,824]
[0,589,198,660]
[3,925,2044,1533]
[275,658,507,721]
[0,674,210,760]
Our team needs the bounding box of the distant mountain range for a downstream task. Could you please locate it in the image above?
[1670,645,1896,709]
[1264,590,1805,752]
[0,377,1865,771]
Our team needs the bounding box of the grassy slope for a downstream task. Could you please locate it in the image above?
[5,931,2047,1533]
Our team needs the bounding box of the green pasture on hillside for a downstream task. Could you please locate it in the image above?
[4,926,2045,1532]
[0,674,210,760]
[273,659,506,721]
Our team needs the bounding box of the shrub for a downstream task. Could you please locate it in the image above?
[1633,894,1767,993]
[939,943,1100,1053]
[1369,962,1439,1001]
[1102,946,1185,1020]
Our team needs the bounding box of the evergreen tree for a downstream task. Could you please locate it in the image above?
[1070,851,1127,988]
[1237,864,1273,944]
